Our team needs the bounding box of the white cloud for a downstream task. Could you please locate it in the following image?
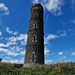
[6,27,12,34]
[0,31,2,36]
[44,30,70,45]
[71,0,75,4]
[2,57,24,64]
[0,43,9,47]
[71,51,75,56]
[13,32,18,35]
[60,31,66,37]
[32,0,39,3]
[45,60,53,64]
[0,3,9,15]
[32,0,64,16]
[0,42,17,47]
[5,56,10,59]
[63,56,66,59]
[6,36,17,42]
[6,27,18,35]
[6,34,27,46]
[58,29,75,37]
[44,34,58,44]
[19,50,25,55]
[72,19,75,24]
[45,0,64,15]
[0,27,27,57]
[71,0,75,12]
[0,48,19,56]
[9,46,23,52]
[44,47,50,56]
[20,58,24,63]
[7,41,17,46]
[17,34,27,44]
[44,30,67,45]
[58,52,63,55]
[57,30,67,37]
[0,48,8,52]
[8,60,19,63]
[7,51,19,56]
[2,59,19,63]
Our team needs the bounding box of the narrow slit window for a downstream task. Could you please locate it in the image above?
[32,35,37,43]
[33,23,38,29]
[31,52,36,62]
[36,23,38,28]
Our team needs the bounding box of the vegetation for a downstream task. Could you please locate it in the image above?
[0,62,75,75]
[0,58,2,62]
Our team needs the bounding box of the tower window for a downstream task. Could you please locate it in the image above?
[32,35,37,43]
[31,52,36,62]
[36,13,39,16]
[33,12,38,17]
[30,52,37,62]
[33,23,36,28]
[33,22,38,29]
[36,23,38,28]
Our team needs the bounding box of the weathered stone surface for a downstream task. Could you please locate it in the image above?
[23,63,44,68]
[24,4,44,67]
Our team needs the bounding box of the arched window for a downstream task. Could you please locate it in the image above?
[32,52,35,62]
[31,52,36,62]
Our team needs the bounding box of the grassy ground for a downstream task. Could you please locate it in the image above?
[0,62,75,75]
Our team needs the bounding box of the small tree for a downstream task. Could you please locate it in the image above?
[0,58,2,62]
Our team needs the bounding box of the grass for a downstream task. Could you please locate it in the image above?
[0,62,75,75]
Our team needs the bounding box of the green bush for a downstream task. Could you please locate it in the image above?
[0,58,2,62]
[0,62,75,75]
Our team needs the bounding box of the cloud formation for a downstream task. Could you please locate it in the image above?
[2,57,24,63]
[44,46,50,56]
[2,59,20,63]
[0,31,2,36]
[0,48,19,56]
[0,26,74,64]
[45,60,53,64]
[71,0,75,12]
[44,34,58,44]
[0,42,17,47]
[32,0,39,3]
[44,30,67,45]
[58,52,63,55]
[32,0,64,16]
[57,30,67,37]
[71,51,75,56]
[0,27,27,58]
[45,0,64,15]
[6,34,27,45]
[72,19,75,24]
[6,27,18,35]
[0,3,9,15]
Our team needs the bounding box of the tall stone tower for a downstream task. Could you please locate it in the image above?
[23,4,44,67]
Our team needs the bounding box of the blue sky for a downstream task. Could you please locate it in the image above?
[0,0,75,64]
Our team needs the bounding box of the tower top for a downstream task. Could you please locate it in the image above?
[32,4,41,7]
[31,4,43,12]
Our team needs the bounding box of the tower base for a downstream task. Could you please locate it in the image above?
[23,63,44,68]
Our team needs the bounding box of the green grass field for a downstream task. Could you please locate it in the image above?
[0,62,75,75]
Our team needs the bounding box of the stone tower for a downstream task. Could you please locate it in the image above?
[23,4,44,67]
